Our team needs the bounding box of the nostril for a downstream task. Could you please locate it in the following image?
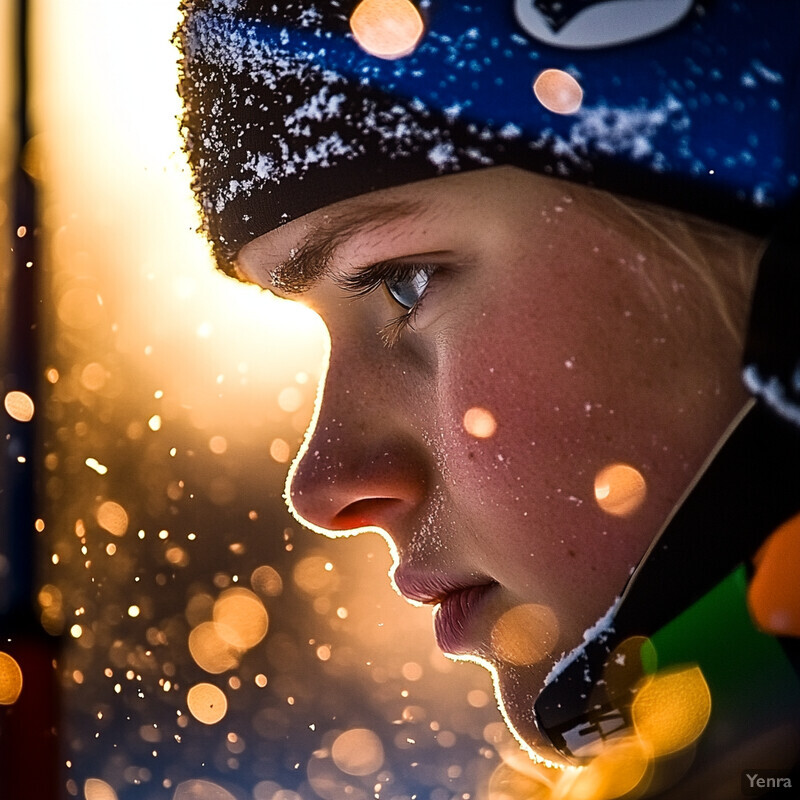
[332,497,406,531]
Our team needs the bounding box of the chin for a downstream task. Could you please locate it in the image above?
[484,657,574,769]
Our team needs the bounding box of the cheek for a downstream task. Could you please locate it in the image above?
[428,282,665,607]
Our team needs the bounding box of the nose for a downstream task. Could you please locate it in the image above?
[287,350,431,539]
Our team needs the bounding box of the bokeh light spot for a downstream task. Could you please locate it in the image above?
[632,665,711,756]
[294,555,338,595]
[4,390,35,422]
[594,463,647,516]
[270,438,291,463]
[96,500,129,536]
[57,287,104,329]
[84,777,119,800]
[401,661,423,681]
[213,588,268,649]
[251,565,283,597]
[80,362,108,391]
[277,386,303,413]
[173,779,237,800]
[350,0,424,60]
[490,604,559,666]
[188,621,242,674]
[463,406,497,439]
[331,728,385,776]
[0,652,24,705]
[533,68,584,114]
[208,435,228,454]
[186,683,228,725]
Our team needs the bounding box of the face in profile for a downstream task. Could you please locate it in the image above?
[237,166,752,761]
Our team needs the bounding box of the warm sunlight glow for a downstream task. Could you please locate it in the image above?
[533,69,584,114]
[36,0,326,425]
[350,0,425,59]
[594,463,647,516]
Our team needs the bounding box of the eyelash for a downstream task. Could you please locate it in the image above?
[339,260,437,347]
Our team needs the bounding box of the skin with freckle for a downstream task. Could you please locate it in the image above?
[238,167,759,759]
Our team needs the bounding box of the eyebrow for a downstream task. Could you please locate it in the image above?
[268,198,425,294]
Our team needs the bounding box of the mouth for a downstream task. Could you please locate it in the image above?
[393,567,498,655]
[434,583,498,655]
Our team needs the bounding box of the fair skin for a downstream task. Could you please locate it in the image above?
[237,166,752,763]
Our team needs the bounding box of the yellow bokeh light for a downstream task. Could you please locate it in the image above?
[57,287,104,329]
[0,652,24,705]
[277,386,303,413]
[186,683,228,725]
[96,500,129,536]
[80,362,108,391]
[293,555,339,595]
[350,0,425,60]
[173,781,238,800]
[4,391,35,422]
[533,69,584,115]
[213,588,269,649]
[209,435,227,454]
[594,463,647,517]
[165,546,189,567]
[463,406,497,439]
[555,737,651,800]
[84,777,119,800]
[331,728,385,776]
[188,621,243,674]
[490,604,559,666]
[251,565,283,597]
[269,438,291,463]
[632,665,712,756]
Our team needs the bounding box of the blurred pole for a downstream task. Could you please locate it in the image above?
[0,0,60,797]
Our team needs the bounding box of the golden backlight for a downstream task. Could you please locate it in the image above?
[31,0,327,430]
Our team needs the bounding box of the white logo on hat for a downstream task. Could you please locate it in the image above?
[514,0,693,49]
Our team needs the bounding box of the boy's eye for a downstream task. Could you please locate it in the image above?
[385,268,432,310]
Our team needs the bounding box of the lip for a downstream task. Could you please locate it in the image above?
[393,567,498,655]
[434,583,497,655]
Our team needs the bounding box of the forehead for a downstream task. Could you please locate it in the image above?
[235,173,473,291]
[234,167,592,292]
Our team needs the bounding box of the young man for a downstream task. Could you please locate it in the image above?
[178,2,800,795]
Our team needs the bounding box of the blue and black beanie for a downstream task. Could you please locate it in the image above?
[176,0,800,420]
